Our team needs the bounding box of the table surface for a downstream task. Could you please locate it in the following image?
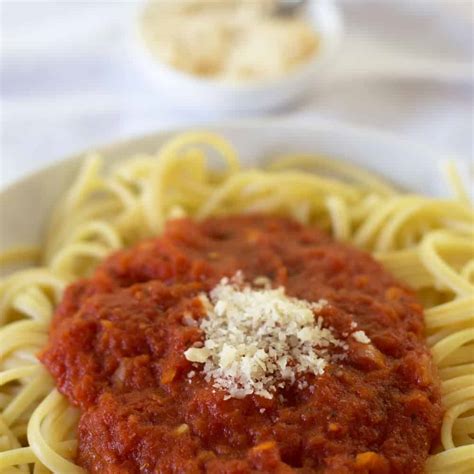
[1,0,473,187]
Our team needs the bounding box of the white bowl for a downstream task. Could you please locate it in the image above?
[130,0,343,114]
[0,118,463,252]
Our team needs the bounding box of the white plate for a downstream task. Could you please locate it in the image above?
[0,119,463,252]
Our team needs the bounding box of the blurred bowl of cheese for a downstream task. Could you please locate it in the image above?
[133,0,343,114]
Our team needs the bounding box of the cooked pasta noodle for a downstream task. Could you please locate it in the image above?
[0,131,473,473]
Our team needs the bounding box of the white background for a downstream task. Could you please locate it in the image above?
[1,0,473,187]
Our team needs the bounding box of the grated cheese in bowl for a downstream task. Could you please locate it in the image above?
[184,272,350,400]
[139,0,319,83]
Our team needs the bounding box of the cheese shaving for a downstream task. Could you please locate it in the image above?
[352,330,371,344]
[184,272,346,399]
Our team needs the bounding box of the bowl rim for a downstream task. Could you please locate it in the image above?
[0,117,453,198]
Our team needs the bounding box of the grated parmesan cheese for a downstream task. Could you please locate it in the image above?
[352,330,371,344]
[184,272,346,399]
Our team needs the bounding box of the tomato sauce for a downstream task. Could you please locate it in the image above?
[40,216,443,473]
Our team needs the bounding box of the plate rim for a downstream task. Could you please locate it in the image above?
[0,117,456,198]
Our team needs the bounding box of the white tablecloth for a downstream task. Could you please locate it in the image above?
[1,0,473,187]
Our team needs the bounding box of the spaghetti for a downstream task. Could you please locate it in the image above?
[0,131,473,473]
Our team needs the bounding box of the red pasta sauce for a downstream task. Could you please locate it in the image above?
[40,215,443,474]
